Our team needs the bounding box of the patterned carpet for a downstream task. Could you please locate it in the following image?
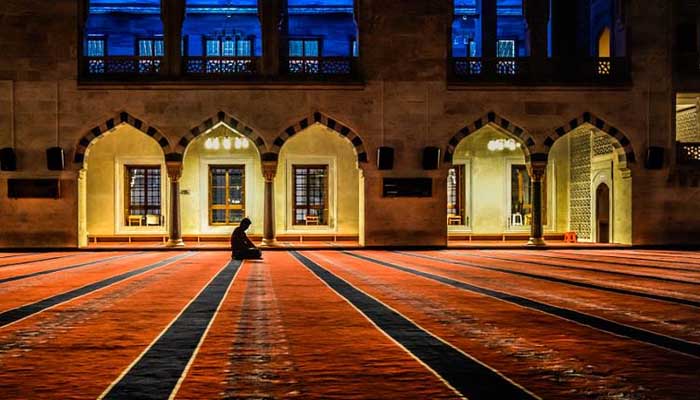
[0,249,698,399]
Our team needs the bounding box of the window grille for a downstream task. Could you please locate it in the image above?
[293,165,328,225]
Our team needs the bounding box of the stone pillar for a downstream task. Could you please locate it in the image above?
[162,0,186,77]
[166,163,185,247]
[481,0,497,59]
[262,161,277,245]
[259,0,284,76]
[524,0,550,75]
[528,163,547,246]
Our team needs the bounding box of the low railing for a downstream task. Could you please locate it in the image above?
[183,56,258,75]
[451,57,530,82]
[286,56,357,76]
[449,57,630,85]
[677,142,700,166]
[84,56,163,75]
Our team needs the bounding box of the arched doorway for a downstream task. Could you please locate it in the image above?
[271,114,366,244]
[178,117,266,239]
[75,116,173,247]
[444,114,541,241]
[545,113,634,244]
[595,182,610,243]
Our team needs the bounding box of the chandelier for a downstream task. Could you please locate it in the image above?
[487,138,521,152]
[204,136,250,151]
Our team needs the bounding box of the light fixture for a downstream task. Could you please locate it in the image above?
[222,136,232,150]
[487,138,521,152]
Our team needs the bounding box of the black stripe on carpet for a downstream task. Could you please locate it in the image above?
[0,253,142,285]
[0,254,75,269]
[291,251,538,400]
[101,259,242,400]
[399,251,700,308]
[0,253,192,328]
[345,252,700,359]
[455,251,700,285]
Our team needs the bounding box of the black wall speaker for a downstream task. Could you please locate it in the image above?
[0,147,17,171]
[377,146,394,170]
[46,147,65,171]
[422,146,441,170]
[645,146,664,170]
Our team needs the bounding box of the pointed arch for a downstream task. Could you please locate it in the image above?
[267,112,368,163]
[444,112,539,163]
[173,111,267,160]
[73,111,174,164]
[543,112,636,166]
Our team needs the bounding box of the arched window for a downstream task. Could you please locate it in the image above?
[182,0,261,74]
[84,0,164,74]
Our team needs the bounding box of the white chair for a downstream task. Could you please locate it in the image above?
[145,214,161,226]
[511,212,523,226]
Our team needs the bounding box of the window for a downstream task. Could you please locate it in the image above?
[289,39,320,58]
[209,165,245,225]
[86,37,105,57]
[125,166,162,225]
[447,166,466,225]
[351,39,359,57]
[138,38,164,57]
[205,37,253,57]
[497,40,516,58]
[293,165,328,225]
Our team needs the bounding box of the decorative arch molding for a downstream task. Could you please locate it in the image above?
[174,111,267,161]
[73,111,174,164]
[444,112,539,163]
[543,112,636,166]
[267,111,368,163]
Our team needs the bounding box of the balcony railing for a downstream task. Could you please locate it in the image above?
[184,56,258,75]
[449,57,630,85]
[286,56,357,76]
[451,57,530,82]
[677,142,700,166]
[84,56,163,75]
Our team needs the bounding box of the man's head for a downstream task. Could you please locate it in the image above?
[240,218,252,230]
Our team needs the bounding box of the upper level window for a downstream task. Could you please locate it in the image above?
[84,0,163,74]
[138,38,164,57]
[452,0,480,57]
[497,0,526,57]
[497,39,516,58]
[182,0,260,74]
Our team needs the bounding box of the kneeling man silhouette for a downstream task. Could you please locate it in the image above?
[230,218,262,260]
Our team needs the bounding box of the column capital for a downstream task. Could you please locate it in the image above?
[528,162,547,181]
[262,161,278,182]
[166,162,183,181]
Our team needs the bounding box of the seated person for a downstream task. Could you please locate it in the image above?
[230,218,262,260]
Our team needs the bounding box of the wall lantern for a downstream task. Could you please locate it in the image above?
[487,138,520,152]
[205,136,249,151]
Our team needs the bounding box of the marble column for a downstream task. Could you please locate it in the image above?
[262,161,277,245]
[166,163,185,247]
[527,163,547,246]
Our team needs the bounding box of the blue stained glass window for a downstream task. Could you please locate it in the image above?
[154,40,164,56]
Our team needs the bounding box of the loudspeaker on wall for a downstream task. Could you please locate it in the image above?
[645,146,664,170]
[422,146,441,170]
[377,146,394,170]
[46,147,65,171]
[0,147,17,171]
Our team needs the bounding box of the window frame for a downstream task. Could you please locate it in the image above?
[85,35,107,57]
[292,164,329,226]
[288,37,323,58]
[203,35,254,57]
[124,165,162,226]
[208,164,246,226]
[135,36,165,57]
